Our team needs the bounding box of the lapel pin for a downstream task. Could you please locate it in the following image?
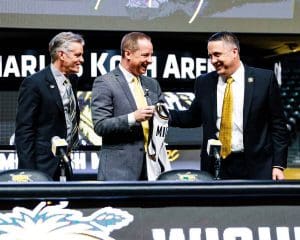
[248,77,254,83]
[50,85,55,89]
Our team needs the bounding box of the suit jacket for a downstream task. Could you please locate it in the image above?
[91,67,164,181]
[170,65,289,179]
[15,66,80,178]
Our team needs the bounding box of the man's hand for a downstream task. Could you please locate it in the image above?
[272,167,285,180]
[134,106,154,122]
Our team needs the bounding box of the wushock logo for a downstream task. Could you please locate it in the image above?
[0,201,133,240]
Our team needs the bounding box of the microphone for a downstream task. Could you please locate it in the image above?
[207,139,222,180]
[144,88,152,105]
[51,136,70,164]
[207,139,222,159]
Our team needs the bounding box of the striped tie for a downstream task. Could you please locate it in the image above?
[132,77,149,151]
[219,77,234,159]
[64,79,78,150]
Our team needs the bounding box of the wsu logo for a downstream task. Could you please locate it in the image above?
[0,201,133,240]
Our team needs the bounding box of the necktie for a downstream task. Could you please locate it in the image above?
[64,79,78,150]
[219,77,234,159]
[132,77,149,151]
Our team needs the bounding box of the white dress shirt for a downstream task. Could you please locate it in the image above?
[119,64,141,126]
[50,64,73,143]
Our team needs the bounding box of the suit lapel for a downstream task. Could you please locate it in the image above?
[44,66,64,113]
[114,67,137,110]
[211,74,219,125]
[140,76,153,105]
[243,66,255,130]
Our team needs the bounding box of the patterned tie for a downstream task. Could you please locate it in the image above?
[219,77,234,159]
[64,79,78,150]
[132,77,149,151]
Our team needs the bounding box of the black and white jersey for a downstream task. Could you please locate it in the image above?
[146,102,171,180]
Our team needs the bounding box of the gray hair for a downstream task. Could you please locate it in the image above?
[49,32,85,62]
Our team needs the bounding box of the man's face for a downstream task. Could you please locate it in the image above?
[207,40,238,78]
[127,38,153,76]
[60,42,84,74]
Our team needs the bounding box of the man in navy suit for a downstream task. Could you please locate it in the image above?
[15,32,84,180]
[170,31,289,180]
[91,32,164,181]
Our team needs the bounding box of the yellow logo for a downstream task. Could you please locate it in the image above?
[167,150,179,162]
[10,172,32,182]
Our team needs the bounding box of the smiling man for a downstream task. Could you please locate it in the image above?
[15,32,85,180]
[91,32,165,181]
[169,31,289,180]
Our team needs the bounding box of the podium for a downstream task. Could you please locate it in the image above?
[0,181,300,239]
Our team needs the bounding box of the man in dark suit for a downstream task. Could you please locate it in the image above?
[170,31,289,180]
[91,32,164,181]
[15,32,84,180]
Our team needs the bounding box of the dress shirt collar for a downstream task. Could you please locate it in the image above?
[50,64,67,85]
[119,63,138,84]
[231,62,245,84]
[220,62,245,84]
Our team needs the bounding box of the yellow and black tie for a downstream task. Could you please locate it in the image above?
[132,77,149,151]
[219,77,234,159]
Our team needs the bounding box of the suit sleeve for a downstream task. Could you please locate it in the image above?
[169,77,203,128]
[268,72,289,168]
[15,77,40,169]
[91,76,132,136]
[154,79,165,104]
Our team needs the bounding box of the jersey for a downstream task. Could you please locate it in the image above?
[146,102,171,180]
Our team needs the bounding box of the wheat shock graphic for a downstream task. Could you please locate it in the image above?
[0,202,133,240]
[94,0,102,10]
[93,0,204,23]
[189,0,204,23]
[95,0,155,10]
[78,91,102,145]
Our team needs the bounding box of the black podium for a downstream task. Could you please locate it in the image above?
[0,180,300,239]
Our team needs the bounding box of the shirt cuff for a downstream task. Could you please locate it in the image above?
[128,113,136,126]
[272,166,285,171]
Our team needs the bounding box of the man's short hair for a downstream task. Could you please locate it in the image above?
[208,31,240,53]
[120,32,151,57]
[49,32,85,62]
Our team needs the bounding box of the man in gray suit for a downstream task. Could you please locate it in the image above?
[91,32,164,181]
